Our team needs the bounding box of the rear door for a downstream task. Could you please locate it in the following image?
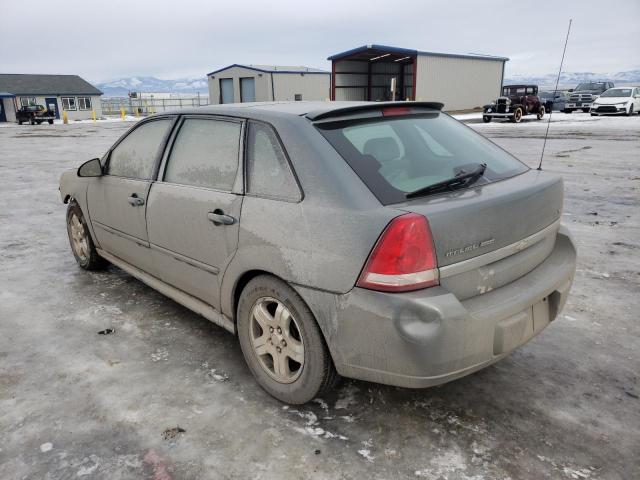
[146,115,243,310]
[87,117,175,274]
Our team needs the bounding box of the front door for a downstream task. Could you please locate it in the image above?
[0,99,6,122]
[146,116,243,310]
[45,97,59,119]
[87,117,174,274]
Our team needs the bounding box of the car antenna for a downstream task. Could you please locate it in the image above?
[538,19,572,171]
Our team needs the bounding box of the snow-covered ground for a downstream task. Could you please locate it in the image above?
[0,115,638,480]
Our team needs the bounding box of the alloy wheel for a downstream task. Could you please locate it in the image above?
[69,213,90,262]
[249,297,304,383]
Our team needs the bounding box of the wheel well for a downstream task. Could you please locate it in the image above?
[232,270,271,322]
[63,194,72,204]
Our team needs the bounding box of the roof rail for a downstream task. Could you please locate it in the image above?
[306,101,444,121]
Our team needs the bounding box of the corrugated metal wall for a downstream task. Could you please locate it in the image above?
[208,66,329,104]
[334,59,415,101]
[335,60,367,101]
[415,55,504,111]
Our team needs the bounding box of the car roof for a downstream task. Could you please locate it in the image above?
[155,101,445,121]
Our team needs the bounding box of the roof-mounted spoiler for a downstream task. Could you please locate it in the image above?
[306,101,445,121]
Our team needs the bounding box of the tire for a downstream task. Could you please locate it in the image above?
[563,109,573,114]
[591,113,597,116]
[237,275,338,404]
[66,202,108,270]
[626,105,634,117]
[511,107,523,123]
[18,120,23,125]
[36,120,42,125]
[29,118,35,125]
[48,119,53,124]
[582,108,590,113]
[482,115,492,123]
[537,106,545,120]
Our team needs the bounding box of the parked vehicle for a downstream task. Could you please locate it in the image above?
[59,102,576,404]
[564,82,614,113]
[590,87,640,116]
[16,104,55,125]
[538,90,567,112]
[483,85,546,123]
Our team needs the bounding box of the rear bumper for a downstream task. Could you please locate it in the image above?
[298,227,576,388]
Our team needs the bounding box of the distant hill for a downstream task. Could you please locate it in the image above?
[505,69,640,88]
[96,76,208,97]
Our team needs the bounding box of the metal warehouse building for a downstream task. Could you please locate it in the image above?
[328,44,508,111]
[207,65,330,104]
[0,74,103,123]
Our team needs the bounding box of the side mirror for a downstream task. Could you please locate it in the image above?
[77,158,103,177]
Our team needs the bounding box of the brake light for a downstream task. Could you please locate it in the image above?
[381,106,411,116]
[357,213,439,292]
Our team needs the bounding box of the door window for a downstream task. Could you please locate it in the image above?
[107,119,172,179]
[164,118,241,191]
[246,122,300,201]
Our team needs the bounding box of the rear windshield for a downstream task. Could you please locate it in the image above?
[316,111,528,205]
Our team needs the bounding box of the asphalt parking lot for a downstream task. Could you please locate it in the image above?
[1,113,638,480]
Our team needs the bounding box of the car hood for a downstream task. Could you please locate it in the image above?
[594,96,631,105]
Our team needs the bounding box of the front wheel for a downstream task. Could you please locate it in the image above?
[482,115,492,123]
[626,105,634,117]
[237,275,338,404]
[537,106,545,120]
[511,107,523,123]
[66,202,108,270]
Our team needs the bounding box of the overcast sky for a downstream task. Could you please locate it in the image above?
[1,0,638,83]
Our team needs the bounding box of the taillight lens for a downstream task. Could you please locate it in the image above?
[357,213,439,292]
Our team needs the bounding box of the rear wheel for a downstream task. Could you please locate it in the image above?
[511,107,523,123]
[18,120,23,125]
[48,119,53,124]
[29,118,35,125]
[482,115,492,123]
[66,202,108,270]
[237,275,338,404]
[537,106,545,120]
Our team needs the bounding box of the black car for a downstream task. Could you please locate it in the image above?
[16,105,55,125]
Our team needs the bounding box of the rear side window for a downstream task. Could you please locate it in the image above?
[317,112,528,205]
[108,119,172,179]
[164,118,241,191]
[246,122,300,201]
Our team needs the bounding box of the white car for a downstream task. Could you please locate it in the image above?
[590,87,640,116]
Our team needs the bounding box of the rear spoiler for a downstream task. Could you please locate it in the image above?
[306,101,445,122]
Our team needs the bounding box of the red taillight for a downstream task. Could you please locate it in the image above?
[381,106,411,117]
[357,213,439,292]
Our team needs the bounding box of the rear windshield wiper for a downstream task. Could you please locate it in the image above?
[405,163,487,199]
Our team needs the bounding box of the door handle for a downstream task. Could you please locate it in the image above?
[127,194,145,206]
[207,209,235,226]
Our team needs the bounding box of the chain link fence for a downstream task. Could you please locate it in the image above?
[101,95,209,116]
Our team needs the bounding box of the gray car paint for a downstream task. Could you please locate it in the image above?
[59,101,576,389]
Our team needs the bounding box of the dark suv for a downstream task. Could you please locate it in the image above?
[564,82,614,113]
[16,105,55,125]
[483,85,545,123]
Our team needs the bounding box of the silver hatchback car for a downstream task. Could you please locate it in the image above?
[60,101,576,404]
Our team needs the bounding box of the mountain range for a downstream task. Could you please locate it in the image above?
[95,69,640,97]
[504,69,640,87]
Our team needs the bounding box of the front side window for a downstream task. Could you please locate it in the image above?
[61,97,76,111]
[108,119,172,179]
[78,97,92,110]
[20,97,36,107]
[317,111,528,204]
[164,118,241,191]
[246,122,300,201]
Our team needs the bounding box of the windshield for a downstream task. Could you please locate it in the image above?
[575,83,606,91]
[316,112,528,204]
[600,88,632,97]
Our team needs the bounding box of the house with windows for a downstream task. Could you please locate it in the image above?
[0,74,103,123]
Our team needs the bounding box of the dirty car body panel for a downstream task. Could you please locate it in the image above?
[59,101,576,391]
